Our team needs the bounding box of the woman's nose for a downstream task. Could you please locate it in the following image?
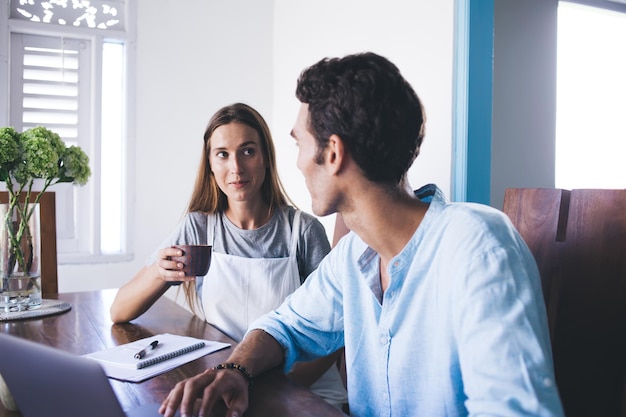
[229,155,242,173]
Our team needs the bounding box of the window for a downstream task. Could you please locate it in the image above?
[1,0,135,262]
[556,2,626,189]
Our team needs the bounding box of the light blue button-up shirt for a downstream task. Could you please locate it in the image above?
[250,184,565,417]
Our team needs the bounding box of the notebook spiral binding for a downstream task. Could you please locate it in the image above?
[136,341,206,369]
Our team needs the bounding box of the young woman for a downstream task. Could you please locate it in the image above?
[110,103,347,408]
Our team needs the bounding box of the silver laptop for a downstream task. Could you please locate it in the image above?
[0,333,179,417]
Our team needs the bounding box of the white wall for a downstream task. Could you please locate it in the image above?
[58,0,455,293]
[490,0,557,208]
[272,0,454,233]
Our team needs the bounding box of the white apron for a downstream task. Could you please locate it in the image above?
[201,210,301,341]
[200,210,348,408]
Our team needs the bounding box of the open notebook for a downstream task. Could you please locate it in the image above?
[83,333,230,382]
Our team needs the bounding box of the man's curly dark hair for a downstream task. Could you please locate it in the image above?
[295,52,425,185]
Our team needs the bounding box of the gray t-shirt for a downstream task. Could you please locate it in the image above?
[147,206,331,284]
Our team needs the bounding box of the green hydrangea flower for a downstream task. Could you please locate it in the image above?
[2,125,92,278]
[60,145,91,185]
[21,126,65,158]
[0,127,20,181]
[0,127,20,164]
[7,126,92,186]
[19,135,60,180]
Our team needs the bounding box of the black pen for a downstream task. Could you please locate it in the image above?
[134,340,159,359]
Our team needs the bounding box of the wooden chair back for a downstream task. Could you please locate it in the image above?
[0,191,58,296]
[503,188,626,417]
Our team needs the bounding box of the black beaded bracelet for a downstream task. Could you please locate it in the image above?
[213,362,254,386]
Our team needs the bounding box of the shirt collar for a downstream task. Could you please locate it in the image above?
[356,183,447,272]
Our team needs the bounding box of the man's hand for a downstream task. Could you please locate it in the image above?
[160,330,285,417]
[159,367,249,417]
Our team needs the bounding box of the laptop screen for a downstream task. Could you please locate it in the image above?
[0,333,173,417]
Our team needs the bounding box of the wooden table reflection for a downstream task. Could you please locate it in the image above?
[0,289,346,417]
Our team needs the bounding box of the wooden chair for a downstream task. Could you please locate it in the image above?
[0,191,58,296]
[503,188,626,417]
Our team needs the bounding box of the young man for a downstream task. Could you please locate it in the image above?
[160,52,565,417]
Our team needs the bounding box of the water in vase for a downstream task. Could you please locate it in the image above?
[0,274,42,312]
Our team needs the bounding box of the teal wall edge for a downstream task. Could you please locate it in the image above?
[452,0,494,204]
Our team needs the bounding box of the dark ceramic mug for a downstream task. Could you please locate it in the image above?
[170,244,212,277]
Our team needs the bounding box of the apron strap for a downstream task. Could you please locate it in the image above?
[196,212,217,321]
[207,213,216,245]
[289,210,302,257]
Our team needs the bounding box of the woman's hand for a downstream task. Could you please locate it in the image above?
[110,246,194,323]
[156,246,195,284]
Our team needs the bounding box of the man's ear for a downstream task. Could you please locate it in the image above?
[327,134,345,176]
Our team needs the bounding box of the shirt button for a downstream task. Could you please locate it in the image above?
[543,377,553,388]
[379,336,388,345]
[393,260,400,268]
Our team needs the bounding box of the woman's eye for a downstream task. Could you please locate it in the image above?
[243,148,256,156]
[216,151,227,158]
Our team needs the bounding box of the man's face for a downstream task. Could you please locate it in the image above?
[291,104,337,217]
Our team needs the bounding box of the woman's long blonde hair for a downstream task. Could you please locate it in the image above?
[182,103,293,315]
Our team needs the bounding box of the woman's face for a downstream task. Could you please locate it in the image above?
[209,122,267,206]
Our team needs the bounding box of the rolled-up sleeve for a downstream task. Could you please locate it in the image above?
[248,250,345,371]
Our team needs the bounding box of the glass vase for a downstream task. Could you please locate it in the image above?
[0,203,42,312]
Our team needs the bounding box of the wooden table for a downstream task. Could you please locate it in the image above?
[0,289,346,417]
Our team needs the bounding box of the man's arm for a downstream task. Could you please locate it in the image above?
[160,330,284,417]
[455,244,564,416]
[288,349,343,388]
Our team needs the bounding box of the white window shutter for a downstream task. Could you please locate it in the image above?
[9,33,93,255]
